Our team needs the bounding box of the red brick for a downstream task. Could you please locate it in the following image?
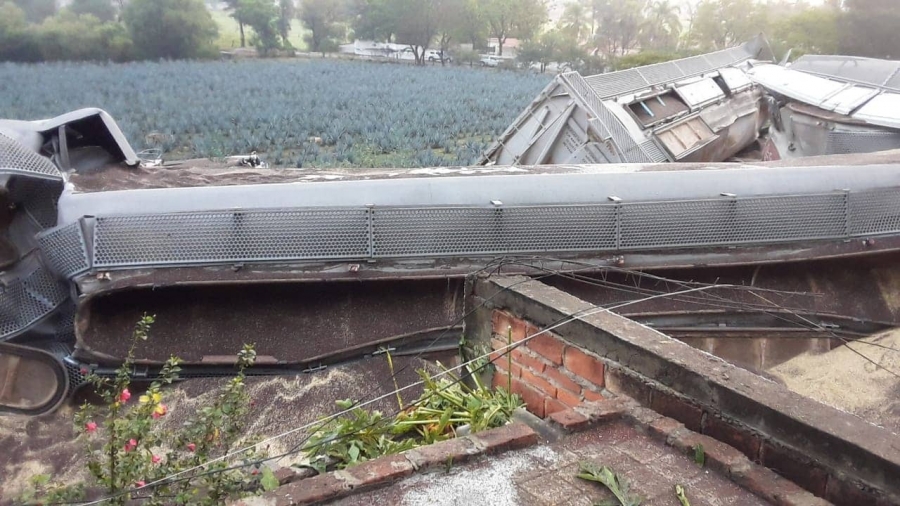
[647,416,685,442]
[509,377,548,418]
[548,408,591,431]
[543,366,581,394]
[341,453,414,487]
[489,337,509,362]
[544,396,567,416]
[492,369,519,391]
[265,472,349,504]
[825,478,879,506]
[731,463,803,504]
[669,431,749,475]
[760,442,829,498]
[521,368,557,398]
[493,357,521,380]
[492,310,526,342]
[469,422,538,453]
[527,332,565,365]
[582,388,605,402]
[511,348,547,374]
[404,436,478,469]
[702,414,761,461]
[649,390,703,433]
[563,346,605,387]
[604,366,651,404]
[575,398,628,424]
[556,387,582,408]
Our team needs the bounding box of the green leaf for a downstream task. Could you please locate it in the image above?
[348,443,360,463]
[260,467,279,491]
[693,444,705,467]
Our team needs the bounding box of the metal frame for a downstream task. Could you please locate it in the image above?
[32,186,900,276]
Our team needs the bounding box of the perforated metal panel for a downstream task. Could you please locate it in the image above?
[92,208,370,267]
[9,177,62,229]
[620,194,847,248]
[826,130,900,155]
[37,222,90,278]
[0,264,69,340]
[372,205,617,257]
[0,133,61,179]
[849,188,900,235]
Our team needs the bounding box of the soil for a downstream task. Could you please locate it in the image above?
[768,329,900,434]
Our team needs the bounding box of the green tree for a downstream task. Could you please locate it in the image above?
[37,11,133,61]
[558,1,590,44]
[771,6,838,59]
[592,0,645,59]
[300,0,346,53]
[123,0,218,59]
[67,0,115,22]
[688,0,768,51]
[642,0,681,51]
[350,0,395,41]
[0,2,42,61]
[457,0,487,49]
[235,0,282,54]
[13,0,56,23]
[840,0,900,59]
[223,0,246,47]
[277,0,294,46]
[478,0,548,56]
[391,0,439,64]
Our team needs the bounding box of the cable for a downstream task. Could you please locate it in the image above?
[59,283,723,506]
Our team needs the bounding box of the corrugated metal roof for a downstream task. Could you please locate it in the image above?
[791,55,900,92]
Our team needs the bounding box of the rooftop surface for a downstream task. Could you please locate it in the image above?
[332,419,771,506]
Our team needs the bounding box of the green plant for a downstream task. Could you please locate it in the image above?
[576,462,642,506]
[675,484,691,506]
[302,400,419,475]
[302,363,523,473]
[23,316,265,505]
[693,443,706,467]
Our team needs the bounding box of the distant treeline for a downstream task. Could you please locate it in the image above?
[0,0,896,65]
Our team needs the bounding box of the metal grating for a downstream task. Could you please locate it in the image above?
[826,130,900,155]
[9,177,62,229]
[585,44,754,99]
[620,194,847,248]
[372,205,617,257]
[849,188,900,235]
[37,222,90,278]
[92,208,370,267]
[0,133,62,179]
[0,263,69,340]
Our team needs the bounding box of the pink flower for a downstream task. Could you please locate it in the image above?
[85,421,97,433]
[124,438,137,452]
[251,469,259,476]
[119,388,131,403]
[151,404,168,419]
[135,480,146,488]
[186,442,196,452]
[151,455,161,464]
[80,367,88,375]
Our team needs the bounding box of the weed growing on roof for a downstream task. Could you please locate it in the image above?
[301,361,523,474]
[20,316,267,505]
[0,60,550,168]
[577,461,643,506]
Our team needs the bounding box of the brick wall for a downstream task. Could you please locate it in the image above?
[490,310,606,418]
[470,276,900,506]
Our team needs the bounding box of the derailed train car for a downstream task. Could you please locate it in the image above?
[481,36,775,165]
[5,43,900,415]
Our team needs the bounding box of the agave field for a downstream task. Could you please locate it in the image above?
[0,59,550,168]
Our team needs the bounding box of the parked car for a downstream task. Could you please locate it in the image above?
[425,49,452,63]
[479,55,502,67]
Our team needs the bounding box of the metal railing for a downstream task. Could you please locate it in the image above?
[32,186,900,279]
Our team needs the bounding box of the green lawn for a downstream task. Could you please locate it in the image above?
[210,9,308,51]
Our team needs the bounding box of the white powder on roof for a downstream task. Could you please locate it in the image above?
[398,445,561,506]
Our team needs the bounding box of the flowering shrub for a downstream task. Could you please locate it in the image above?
[23,315,267,505]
